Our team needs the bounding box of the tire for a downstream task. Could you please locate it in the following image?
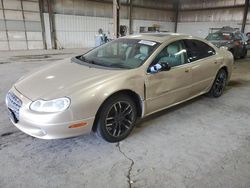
[240,48,247,59]
[207,69,227,98]
[229,49,237,59]
[96,94,137,142]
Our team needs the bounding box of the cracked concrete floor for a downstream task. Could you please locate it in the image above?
[0,50,250,188]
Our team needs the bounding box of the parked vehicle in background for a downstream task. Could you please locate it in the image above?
[245,32,250,50]
[206,26,248,59]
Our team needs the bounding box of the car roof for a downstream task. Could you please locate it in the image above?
[123,32,193,43]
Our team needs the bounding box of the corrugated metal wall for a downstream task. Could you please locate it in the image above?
[0,0,44,50]
[52,0,174,20]
[177,0,250,38]
[51,14,125,48]
[44,0,175,49]
[179,8,244,22]
[132,7,174,22]
[1,0,249,50]
[44,14,174,48]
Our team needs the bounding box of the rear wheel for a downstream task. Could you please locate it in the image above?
[207,69,227,98]
[229,49,237,59]
[240,48,247,59]
[96,95,137,142]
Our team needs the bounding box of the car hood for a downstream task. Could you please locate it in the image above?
[15,59,122,101]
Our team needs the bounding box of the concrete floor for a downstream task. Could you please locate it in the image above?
[0,50,250,188]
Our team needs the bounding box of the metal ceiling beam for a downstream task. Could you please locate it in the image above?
[86,0,175,11]
[241,0,249,33]
[180,4,246,12]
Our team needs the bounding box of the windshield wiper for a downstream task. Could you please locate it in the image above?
[79,55,85,61]
[79,55,91,63]
[109,64,130,69]
[79,56,127,68]
[79,56,99,65]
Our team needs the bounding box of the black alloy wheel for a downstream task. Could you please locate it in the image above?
[208,69,227,98]
[96,95,137,142]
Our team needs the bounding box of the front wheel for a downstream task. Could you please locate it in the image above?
[207,69,227,98]
[96,95,137,142]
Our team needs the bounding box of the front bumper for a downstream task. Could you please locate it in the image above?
[6,87,95,139]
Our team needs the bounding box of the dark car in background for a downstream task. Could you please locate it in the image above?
[206,27,248,59]
[245,32,250,50]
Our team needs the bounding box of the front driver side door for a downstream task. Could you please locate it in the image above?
[145,40,193,115]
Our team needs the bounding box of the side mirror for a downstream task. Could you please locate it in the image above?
[160,62,171,71]
[149,62,171,73]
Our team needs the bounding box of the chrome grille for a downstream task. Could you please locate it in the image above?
[6,92,22,121]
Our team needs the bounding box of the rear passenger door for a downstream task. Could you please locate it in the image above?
[184,39,222,96]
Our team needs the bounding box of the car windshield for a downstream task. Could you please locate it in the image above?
[76,38,160,69]
[206,33,233,41]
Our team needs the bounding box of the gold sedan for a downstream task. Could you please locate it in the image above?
[5,33,233,142]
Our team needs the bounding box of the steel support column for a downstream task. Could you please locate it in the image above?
[39,0,47,49]
[241,0,249,33]
[113,0,120,38]
[47,0,56,49]
[1,0,10,50]
[129,0,133,34]
[174,0,179,33]
[20,0,28,50]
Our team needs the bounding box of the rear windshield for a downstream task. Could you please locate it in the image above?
[206,33,233,41]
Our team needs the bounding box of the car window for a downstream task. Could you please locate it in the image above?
[184,39,216,62]
[240,33,248,42]
[150,40,188,69]
[206,33,233,41]
[234,34,242,40]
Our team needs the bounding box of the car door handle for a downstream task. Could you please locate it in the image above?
[185,69,189,73]
[214,61,218,64]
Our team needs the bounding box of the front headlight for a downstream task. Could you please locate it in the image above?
[30,97,70,112]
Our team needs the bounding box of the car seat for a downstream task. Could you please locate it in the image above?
[158,43,182,67]
[125,46,132,60]
[135,45,149,61]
